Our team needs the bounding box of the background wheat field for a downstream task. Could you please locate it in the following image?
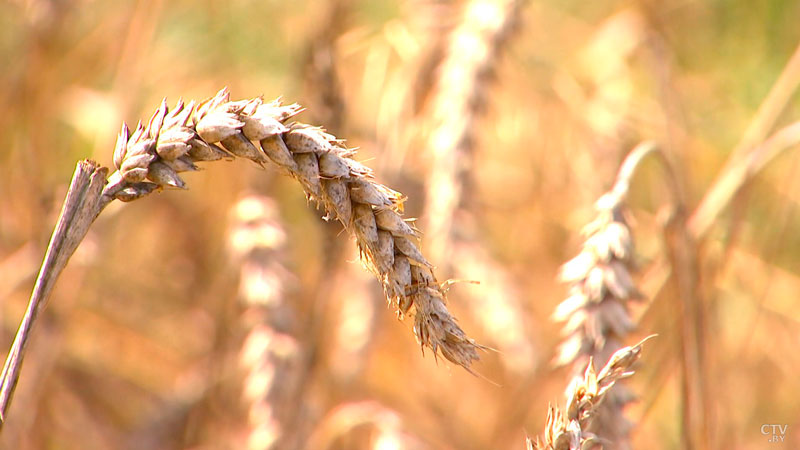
[1,0,800,449]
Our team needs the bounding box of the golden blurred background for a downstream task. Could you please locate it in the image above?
[1,0,800,448]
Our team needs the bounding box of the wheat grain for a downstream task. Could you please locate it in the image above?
[0,88,483,428]
[104,88,481,369]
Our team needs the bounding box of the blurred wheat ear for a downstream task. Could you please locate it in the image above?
[0,88,483,429]
[418,0,534,373]
[552,142,666,449]
[228,194,307,450]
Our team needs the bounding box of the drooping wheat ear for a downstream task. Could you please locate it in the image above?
[229,195,306,450]
[104,88,480,368]
[527,338,651,450]
[423,0,524,261]
[552,143,656,449]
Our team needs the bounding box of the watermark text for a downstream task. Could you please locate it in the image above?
[761,424,788,443]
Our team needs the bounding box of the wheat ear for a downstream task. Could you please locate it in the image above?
[108,88,481,368]
[229,195,306,450]
[0,88,481,427]
[528,337,652,450]
[102,89,481,367]
[552,142,656,448]
[423,0,524,260]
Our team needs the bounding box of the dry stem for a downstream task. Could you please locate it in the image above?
[301,0,350,135]
[688,120,800,238]
[0,161,108,427]
[641,44,800,449]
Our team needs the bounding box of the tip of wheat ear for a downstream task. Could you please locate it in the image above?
[104,88,482,369]
[529,336,653,449]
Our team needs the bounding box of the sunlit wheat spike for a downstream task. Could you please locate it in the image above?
[105,88,482,369]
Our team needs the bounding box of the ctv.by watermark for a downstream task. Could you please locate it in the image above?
[761,424,788,443]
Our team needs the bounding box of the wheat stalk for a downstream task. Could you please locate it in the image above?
[0,161,107,426]
[0,88,482,428]
[405,0,460,115]
[552,142,656,449]
[528,337,651,450]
